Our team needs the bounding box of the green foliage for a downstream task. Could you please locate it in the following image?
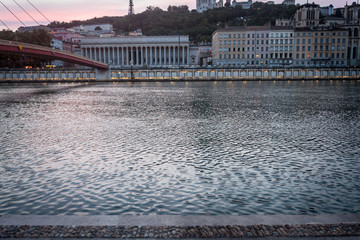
[0,29,52,47]
[0,29,53,68]
[44,4,297,43]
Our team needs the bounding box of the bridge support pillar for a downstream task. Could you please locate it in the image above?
[96,69,110,81]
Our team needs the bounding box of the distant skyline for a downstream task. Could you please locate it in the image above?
[0,0,352,31]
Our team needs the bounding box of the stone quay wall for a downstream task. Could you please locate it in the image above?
[0,68,359,82]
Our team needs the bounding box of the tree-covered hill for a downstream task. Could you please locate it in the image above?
[48,2,297,43]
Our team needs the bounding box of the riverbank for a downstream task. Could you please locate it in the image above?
[1,214,360,238]
[1,67,359,82]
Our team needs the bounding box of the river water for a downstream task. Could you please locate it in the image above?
[0,80,359,215]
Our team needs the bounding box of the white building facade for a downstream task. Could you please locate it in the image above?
[80,36,192,68]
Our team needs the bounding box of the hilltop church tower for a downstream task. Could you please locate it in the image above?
[128,0,134,15]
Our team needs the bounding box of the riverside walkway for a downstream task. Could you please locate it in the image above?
[1,67,360,82]
[1,214,360,239]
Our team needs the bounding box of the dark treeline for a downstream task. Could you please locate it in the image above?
[0,29,52,47]
[0,29,53,68]
[48,2,297,43]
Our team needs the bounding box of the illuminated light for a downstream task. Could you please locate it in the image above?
[256,54,259,59]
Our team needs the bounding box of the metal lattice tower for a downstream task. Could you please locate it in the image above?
[128,0,134,15]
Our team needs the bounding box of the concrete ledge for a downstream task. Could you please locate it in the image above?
[1,214,360,226]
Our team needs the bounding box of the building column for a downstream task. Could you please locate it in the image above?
[117,47,120,66]
[108,47,112,64]
[89,48,93,60]
[164,47,167,65]
[182,46,185,65]
[112,47,115,65]
[158,47,161,65]
[135,47,138,65]
[155,47,158,65]
[103,48,107,63]
[173,46,176,65]
[94,48,97,61]
[141,47,144,65]
[168,46,171,65]
[130,47,134,65]
[150,47,153,66]
[121,47,124,66]
[187,47,190,65]
[125,47,129,65]
[145,47,148,65]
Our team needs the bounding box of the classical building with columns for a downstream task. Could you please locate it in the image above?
[79,35,193,68]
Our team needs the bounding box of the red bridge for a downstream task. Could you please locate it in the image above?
[0,40,109,70]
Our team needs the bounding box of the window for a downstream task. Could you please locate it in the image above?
[302,39,306,44]
[219,47,222,52]
[224,34,227,39]
[220,34,223,39]
[308,46,311,51]
[229,34,231,38]
[302,46,305,51]
[219,41,222,45]
[308,39,311,44]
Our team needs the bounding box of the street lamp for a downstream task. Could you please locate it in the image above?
[130,60,134,81]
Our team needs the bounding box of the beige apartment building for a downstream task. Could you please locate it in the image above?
[212,26,270,67]
[294,27,349,67]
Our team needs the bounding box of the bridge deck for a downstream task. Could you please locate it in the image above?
[0,40,108,70]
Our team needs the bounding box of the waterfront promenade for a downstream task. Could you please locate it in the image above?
[1,214,360,238]
[0,67,360,82]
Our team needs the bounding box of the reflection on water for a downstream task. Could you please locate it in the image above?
[0,81,359,215]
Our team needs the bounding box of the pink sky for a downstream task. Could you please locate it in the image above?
[0,0,351,31]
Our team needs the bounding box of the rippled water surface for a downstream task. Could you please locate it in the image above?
[1,81,360,215]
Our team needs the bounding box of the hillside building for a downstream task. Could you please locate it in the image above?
[295,3,320,28]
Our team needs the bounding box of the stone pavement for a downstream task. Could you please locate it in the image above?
[0,214,359,239]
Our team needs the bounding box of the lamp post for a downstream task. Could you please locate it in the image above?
[130,60,134,81]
